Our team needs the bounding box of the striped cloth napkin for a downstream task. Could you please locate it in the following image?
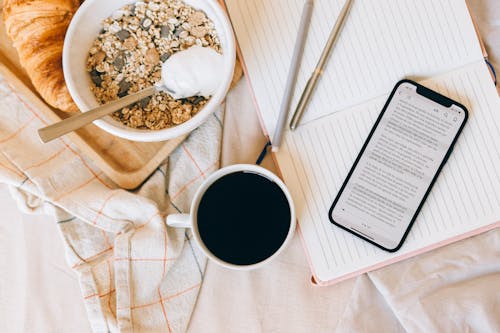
[0,74,223,332]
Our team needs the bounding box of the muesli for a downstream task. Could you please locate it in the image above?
[86,0,221,130]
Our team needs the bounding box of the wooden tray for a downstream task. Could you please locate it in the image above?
[0,2,241,189]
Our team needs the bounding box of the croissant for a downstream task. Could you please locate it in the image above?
[3,0,81,112]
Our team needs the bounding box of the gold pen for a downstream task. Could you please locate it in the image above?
[289,0,354,130]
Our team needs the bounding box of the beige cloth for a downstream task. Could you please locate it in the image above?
[1,0,500,332]
[0,73,223,332]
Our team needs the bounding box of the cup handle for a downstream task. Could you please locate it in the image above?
[166,214,192,229]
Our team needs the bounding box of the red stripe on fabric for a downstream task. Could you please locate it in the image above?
[53,172,103,202]
[101,230,112,249]
[170,161,219,200]
[135,211,162,230]
[0,159,26,179]
[163,283,201,301]
[92,191,118,250]
[182,144,206,178]
[0,116,35,143]
[71,246,113,268]
[92,191,118,225]
[83,289,115,299]
[114,257,177,262]
[162,231,168,277]
[158,230,172,332]
[117,283,202,311]
[63,142,113,189]
[158,289,172,333]
[4,82,113,189]
[23,147,67,171]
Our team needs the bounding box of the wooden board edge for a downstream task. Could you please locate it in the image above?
[111,135,186,189]
[0,58,180,189]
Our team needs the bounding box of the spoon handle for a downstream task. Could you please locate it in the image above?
[38,85,158,143]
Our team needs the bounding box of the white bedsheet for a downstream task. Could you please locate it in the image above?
[1,0,499,331]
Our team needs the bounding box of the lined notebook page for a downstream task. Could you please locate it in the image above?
[225,0,484,137]
[275,61,500,282]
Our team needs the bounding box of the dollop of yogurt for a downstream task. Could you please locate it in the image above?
[160,45,223,99]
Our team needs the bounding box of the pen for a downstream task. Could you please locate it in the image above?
[289,0,354,130]
[272,0,314,152]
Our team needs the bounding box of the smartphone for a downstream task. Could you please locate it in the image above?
[328,79,468,252]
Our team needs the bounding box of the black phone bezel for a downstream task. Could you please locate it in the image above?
[328,79,469,252]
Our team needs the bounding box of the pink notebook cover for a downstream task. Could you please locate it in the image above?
[221,0,500,286]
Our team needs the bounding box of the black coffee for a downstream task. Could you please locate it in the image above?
[197,171,291,266]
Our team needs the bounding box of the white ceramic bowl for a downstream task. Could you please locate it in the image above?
[63,0,236,142]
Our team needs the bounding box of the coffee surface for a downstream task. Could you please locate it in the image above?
[197,171,291,265]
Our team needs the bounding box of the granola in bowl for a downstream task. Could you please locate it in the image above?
[86,0,221,130]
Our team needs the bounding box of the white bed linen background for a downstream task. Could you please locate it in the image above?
[1,0,499,332]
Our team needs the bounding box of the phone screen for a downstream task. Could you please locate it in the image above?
[329,80,467,251]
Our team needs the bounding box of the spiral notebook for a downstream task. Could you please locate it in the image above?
[223,0,500,285]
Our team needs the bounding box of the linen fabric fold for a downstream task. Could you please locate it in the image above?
[0,75,224,332]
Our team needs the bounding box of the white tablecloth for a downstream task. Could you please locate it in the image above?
[1,0,499,331]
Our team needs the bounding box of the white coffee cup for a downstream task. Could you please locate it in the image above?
[166,164,296,270]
